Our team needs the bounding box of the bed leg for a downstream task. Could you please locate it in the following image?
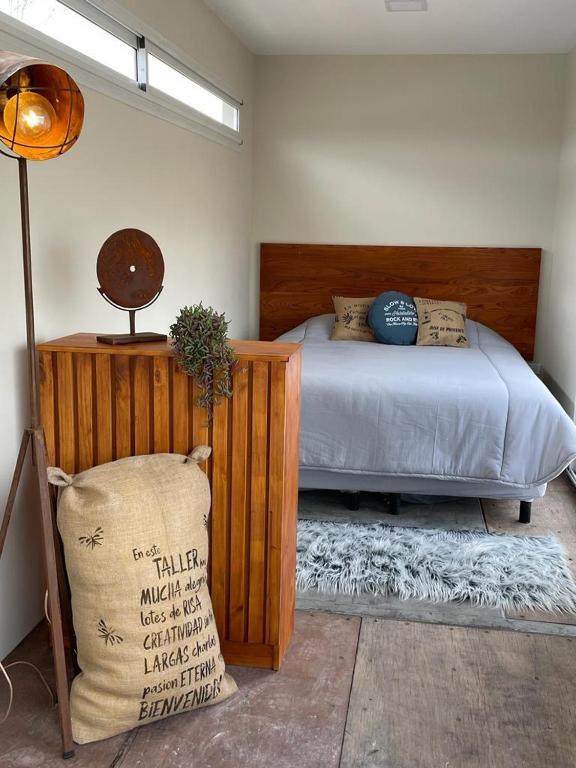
[342,491,360,511]
[389,493,401,515]
[519,501,532,524]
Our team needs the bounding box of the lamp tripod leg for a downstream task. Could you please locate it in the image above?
[0,430,30,559]
[31,428,75,759]
[0,429,75,757]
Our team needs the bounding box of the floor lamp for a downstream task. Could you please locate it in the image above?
[0,51,84,759]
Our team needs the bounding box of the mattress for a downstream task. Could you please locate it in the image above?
[278,314,576,497]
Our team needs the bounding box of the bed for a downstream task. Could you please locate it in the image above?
[260,243,576,522]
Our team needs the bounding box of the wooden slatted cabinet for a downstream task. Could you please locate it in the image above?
[38,334,302,670]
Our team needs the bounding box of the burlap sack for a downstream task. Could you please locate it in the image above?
[414,297,469,348]
[331,296,376,341]
[48,448,236,745]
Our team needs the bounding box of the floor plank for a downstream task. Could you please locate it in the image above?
[300,490,485,530]
[483,476,576,626]
[0,624,128,767]
[297,590,503,628]
[297,593,576,637]
[340,618,576,768]
[117,611,360,768]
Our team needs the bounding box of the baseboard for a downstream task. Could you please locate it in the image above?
[541,370,575,419]
[221,639,277,669]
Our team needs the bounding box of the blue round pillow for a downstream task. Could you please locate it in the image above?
[368,291,418,345]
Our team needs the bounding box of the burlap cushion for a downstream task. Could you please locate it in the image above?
[48,448,236,745]
[414,297,469,348]
[331,296,376,341]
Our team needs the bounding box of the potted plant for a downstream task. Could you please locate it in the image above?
[170,303,236,421]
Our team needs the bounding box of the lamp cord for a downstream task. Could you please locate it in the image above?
[0,591,57,724]
[0,660,56,724]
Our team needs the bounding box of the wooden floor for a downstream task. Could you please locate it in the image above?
[2,476,576,767]
[2,612,576,768]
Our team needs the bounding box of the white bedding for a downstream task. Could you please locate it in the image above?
[278,315,576,496]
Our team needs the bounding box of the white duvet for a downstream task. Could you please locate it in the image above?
[278,315,576,490]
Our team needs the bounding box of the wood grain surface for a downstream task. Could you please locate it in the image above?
[116,612,361,768]
[259,243,541,359]
[340,618,576,768]
[38,333,300,362]
[38,336,302,670]
[6,611,576,767]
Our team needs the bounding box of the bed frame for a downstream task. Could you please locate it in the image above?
[259,243,543,522]
[260,243,542,360]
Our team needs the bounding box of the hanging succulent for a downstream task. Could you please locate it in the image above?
[170,303,236,421]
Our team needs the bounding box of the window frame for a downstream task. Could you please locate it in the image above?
[0,0,244,147]
[143,39,241,133]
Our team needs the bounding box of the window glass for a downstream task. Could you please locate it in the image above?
[0,0,136,79]
[148,53,239,131]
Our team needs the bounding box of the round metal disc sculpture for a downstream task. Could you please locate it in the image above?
[96,228,167,345]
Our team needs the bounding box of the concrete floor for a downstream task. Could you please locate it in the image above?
[2,475,576,767]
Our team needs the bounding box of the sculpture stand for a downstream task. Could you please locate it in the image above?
[96,297,167,346]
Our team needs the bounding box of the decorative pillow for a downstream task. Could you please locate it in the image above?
[331,296,376,341]
[48,448,237,745]
[414,297,469,348]
[368,291,418,345]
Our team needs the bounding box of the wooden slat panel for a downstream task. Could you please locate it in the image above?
[210,387,230,639]
[171,361,189,455]
[37,338,302,670]
[191,380,209,445]
[259,243,542,359]
[153,356,170,453]
[56,352,75,473]
[114,355,131,459]
[39,352,56,466]
[229,363,250,642]
[266,361,287,653]
[94,355,113,466]
[76,353,94,472]
[192,381,210,477]
[248,361,269,643]
[133,356,151,455]
[277,351,301,663]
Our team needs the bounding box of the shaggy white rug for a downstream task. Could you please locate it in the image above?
[297,520,576,613]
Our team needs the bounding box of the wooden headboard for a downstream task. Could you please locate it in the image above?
[259,244,541,359]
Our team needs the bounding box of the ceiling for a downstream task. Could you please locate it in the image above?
[203,0,576,55]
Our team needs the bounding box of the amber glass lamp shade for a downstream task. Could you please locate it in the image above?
[0,51,84,160]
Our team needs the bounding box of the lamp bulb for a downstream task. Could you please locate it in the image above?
[3,92,56,141]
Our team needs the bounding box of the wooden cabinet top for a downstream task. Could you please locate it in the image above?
[37,333,301,363]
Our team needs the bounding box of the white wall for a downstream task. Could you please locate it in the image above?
[542,48,576,415]
[252,55,566,346]
[0,0,253,659]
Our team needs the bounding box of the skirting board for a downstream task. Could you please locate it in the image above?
[221,640,278,670]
